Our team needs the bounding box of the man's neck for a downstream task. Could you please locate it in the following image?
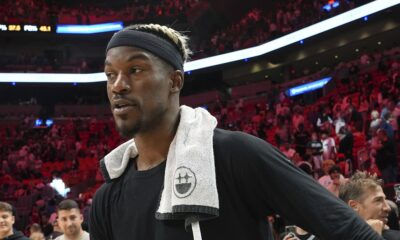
[0,229,13,239]
[134,108,180,171]
[64,231,84,240]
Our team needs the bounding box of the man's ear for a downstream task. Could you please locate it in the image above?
[170,70,184,93]
[348,199,359,211]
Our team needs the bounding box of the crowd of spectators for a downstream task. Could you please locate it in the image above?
[0,56,104,74]
[209,46,399,177]
[0,0,50,24]
[0,0,368,73]
[0,117,121,237]
[0,0,200,25]
[193,0,357,58]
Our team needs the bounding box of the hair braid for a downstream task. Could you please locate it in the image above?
[123,24,191,62]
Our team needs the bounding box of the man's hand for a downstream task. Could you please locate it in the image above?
[283,233,299,240]
[366,219,385,235]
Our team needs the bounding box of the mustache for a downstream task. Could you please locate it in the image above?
[112,95,137,102]
[110,96,140,106]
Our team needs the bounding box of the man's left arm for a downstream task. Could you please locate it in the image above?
[227,131,384,240]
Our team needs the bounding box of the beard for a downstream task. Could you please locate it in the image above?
[113,102,169,139]
[115,120,142,139]
[65,225,79,237]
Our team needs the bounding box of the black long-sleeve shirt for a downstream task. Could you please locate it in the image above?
[90,128,384,240]
[3,231,30,240]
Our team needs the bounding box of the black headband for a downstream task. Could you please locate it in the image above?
[106,30,184,71]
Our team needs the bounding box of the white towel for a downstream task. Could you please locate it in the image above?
[103,138,137,180]
[102,105,219,239]
[156,105,219,219]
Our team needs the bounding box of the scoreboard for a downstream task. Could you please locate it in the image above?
[0,24,52,33]
[0,21,123,34]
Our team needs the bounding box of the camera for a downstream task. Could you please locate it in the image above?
[394,184,400,203]
[285,225,299,239]
[285,225,296,234]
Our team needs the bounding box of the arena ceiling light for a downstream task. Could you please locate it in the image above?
[286,77,332,97]
[0,0,398,83]
[56,21,124,34]
[0,72,105,83]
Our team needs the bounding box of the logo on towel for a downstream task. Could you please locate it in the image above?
[173,166,196,198]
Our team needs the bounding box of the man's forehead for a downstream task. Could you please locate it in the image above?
[58,208,80,216]
[105,45,171,70]
[361,186,385,201]
[0,210,12,215]
[106,46,155,61]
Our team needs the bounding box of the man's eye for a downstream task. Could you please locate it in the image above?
[130,68,142,74]
[105,72,116,82]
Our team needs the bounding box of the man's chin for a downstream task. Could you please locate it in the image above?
[116,124,140,139]
[119,130,136,139]
[66,229,77,235]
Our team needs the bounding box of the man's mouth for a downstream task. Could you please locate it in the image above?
[112,98,137,115]
[111,97,138,114]
[113,104,135,115]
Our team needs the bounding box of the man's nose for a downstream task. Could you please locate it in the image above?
[383,200,391,212]
[112,73,131,94]
[65,219,74,226]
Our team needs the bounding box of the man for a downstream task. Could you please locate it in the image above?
[318,159,339,184]
[316,108,333,131]
[55,200,89,240]
[29,223,45,240]
[307,132,323,176]
[347,105,363,132]
[0,201,29,240]
[89,23,384,240]
[380,112,395,139]
[46,217,63,240]
[374,128,397,183]
[338,126,354,162]
[293,123,309,159]
[320,130,336,161]
[339,171,400,239]
[370,110,382,131]
[324,165,346,197]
